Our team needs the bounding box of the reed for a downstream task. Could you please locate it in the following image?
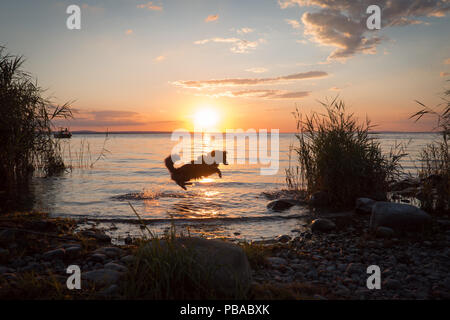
[287,98,405,209]
[0,46,72,211]
[411,85,449,214]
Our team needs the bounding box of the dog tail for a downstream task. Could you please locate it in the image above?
[164,155,176,174]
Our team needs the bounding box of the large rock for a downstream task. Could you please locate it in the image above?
[145,237,251,297]
[370,202,431,231]
[267,199,295,211]
[376,226,395,238]
[355,198,376,215]
[311,218,336,233]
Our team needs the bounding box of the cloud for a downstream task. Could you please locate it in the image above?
[137,1,163,11]
[329,83,351,91]
[237,27,254,34]
[279,0,449,61]
[66,110,147,127]
[125,29,134,35]
[285,19,301,29]
[198,89,311,100]
[245,67,268,73]
[205,14,219,22]
[441,72,450,77]
[58,109,182,128]
[194,37,266,53]
[172,71,328,89]
[154,55,166,62]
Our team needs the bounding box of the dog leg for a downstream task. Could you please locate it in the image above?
[176,181,187,190]
[216,168,222,178]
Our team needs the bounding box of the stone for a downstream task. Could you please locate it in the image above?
[120,255,135,264]
[90,253,107,262]
[82,269,122,287]
[42,248,65,261]
[345,263,364,275]
[95,247,124,258]
[104,262,128,273]
[376,226,395,238]
[266,257,288,266]
[144,237,252,297]
[355,198,376,215]
[370,202,432,231]
[124,236,133,245]
[311,218,336,233]
[267,199,295,212]
[276,235,291,243]
[65,246,82,258]
[80,230,111,243]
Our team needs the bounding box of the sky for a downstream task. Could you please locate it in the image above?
[0,0,449,132]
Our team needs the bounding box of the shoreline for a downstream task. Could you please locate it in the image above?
[1,207,449,300]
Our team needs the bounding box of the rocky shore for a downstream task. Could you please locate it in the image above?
[249,213,450,299]
[0,204,449,300]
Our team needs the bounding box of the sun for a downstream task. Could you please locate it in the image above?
[193,108,220,130]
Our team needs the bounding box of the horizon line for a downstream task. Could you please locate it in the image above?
[68,130,439,134]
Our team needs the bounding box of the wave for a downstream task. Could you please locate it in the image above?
[111,190,201,200]
[74,213,311,225]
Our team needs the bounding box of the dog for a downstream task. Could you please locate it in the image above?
[164,150,228,190]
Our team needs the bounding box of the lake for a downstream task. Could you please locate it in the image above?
[31,132,438,243]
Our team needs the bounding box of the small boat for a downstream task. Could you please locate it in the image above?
[54,127,72,139]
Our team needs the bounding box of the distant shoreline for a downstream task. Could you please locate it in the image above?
[67,131,439,135]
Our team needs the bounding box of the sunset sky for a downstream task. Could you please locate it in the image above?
[1,0,449,132]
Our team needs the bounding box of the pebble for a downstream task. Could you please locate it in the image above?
[42,248,65,261]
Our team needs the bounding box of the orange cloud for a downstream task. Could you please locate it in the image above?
[154,55,166,62]
[205,14,219,22]
[197,89,311,100]
[172,71,328,89]
[194,37,265,53]
[245,67,268,74]
[137,1,163,11]
[285,19,301,29]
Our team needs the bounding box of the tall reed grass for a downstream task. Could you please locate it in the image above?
[287,98,405,209]
[411,85,449,214]
[0,46,72,211]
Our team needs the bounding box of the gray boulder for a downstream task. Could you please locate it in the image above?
[376,226,395,238]
[311,218,336,233]
[267,199,295,211]
[355,198,376,215]
[145,237,251,297]
[370,202,431,231]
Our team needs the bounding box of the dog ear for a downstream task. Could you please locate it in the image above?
[211,150,216,157]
